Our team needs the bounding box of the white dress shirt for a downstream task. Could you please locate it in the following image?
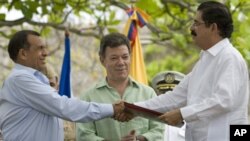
[164,124,185,141]
[136,38,249,141]
[0,64,113,141]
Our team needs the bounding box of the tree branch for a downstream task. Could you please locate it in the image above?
[110,0,164,36]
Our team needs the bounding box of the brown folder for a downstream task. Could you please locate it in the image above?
[124,102,166,123]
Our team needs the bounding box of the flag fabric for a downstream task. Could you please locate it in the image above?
[59,31,71,98]
[123,7,149,85]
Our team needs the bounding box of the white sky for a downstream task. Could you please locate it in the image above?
[0,6,126,26]
[0,7,23,20]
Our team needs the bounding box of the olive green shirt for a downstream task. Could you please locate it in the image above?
[76,78,164,141]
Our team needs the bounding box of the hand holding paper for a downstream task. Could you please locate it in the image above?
[123,102,165,123]
[159,108,183,126]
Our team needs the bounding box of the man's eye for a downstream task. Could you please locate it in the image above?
[123,56,129,59]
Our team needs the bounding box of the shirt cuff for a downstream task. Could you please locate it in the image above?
[99,103,114,118]
[180,106,198,122]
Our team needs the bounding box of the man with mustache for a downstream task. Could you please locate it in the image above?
[76,33,164,141]
[121,1,249,141]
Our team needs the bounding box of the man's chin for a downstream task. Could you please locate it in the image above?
[38,65,47,71]
[116,76,128,81]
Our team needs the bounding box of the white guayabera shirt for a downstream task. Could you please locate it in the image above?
[136,38,249,141]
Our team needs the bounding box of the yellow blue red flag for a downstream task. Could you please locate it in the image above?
[123,7,149,85]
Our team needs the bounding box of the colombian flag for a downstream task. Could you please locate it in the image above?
[123,7,149,85]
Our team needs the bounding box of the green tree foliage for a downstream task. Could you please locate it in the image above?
[0,0,250,92]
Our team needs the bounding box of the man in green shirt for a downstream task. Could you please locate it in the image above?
[76,33,164,141]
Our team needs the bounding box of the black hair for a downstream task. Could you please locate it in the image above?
[8,30,40,62]
[198,1,233,38]
[99,32,131,57]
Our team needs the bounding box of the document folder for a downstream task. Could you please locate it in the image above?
[124,102,166,123]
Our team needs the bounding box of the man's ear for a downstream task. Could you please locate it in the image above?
[100,56,104,66]
[18,48,28,60]
[211,23,218,32]
[210,23,222,37]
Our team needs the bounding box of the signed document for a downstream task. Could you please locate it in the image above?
[124,102,166,123]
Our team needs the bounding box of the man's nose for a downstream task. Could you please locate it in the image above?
[117,57,124,64]
[42,48,48,56]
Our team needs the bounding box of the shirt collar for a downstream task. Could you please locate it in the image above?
[14,63,37,74]
[205,38,230,56]
[95,77,140,89]
[14,63,49,85]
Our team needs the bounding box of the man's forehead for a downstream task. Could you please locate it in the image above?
[27,34,45,44]
[195,11,203,20]
[105,45,129,54]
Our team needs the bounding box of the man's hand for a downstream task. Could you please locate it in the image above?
[159,108,183,126]
[121,130,136,141]
[121,130,147,141]
[112,101,134,122]
[113,111,134,122]
[112,101,125,116]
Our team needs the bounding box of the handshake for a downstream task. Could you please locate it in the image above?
[112,101,134,122]
[112,101,184,126]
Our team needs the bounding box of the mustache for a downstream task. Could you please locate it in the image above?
[191,30,197,36]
